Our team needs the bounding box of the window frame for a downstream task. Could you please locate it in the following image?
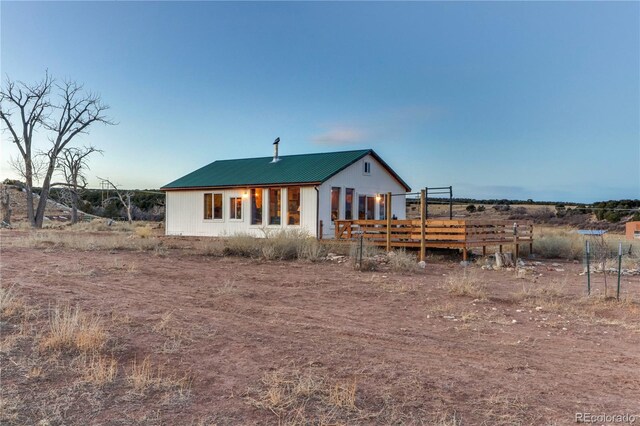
[363,161,371,175]
[330,187,341,223]
[204,192,224,221]
[286,187,301,226]
[250,188,263,226]
[268,188,282,226]
[229,196,243,221]
[345,188,354,220]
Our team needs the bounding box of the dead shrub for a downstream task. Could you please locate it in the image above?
[445,268,486,299]
[223,234,261,258]
[40,305,106,353]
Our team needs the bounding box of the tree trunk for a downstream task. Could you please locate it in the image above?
[34,161,57,228]
[1,187,11,224]
[71,189,79,224]
[24,156,36,227]
[126,193,132,224]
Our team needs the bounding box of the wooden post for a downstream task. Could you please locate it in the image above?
[424,187,428,219]
[319,220,323,240]
[513,222,518,262]
[420,189,426,262]
[482,246,486,256]
[386,192,392,252]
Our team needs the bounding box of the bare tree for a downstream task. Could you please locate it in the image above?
[0,73,114,228]
[98,177,133,224]
[55,146,102,223]
[0,73,52,225]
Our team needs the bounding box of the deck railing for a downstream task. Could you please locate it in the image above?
[334,219,533,260]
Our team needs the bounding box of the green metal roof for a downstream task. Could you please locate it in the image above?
[161,149,410,191]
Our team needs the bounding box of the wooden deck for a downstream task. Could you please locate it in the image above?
[333,219,533,261]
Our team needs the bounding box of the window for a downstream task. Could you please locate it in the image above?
[363,161,371,175]
[345,188,354,220]
[358,195,375,220]
[250,189,263,225]
[287,187,300,225]
[269,188,281,225]
[213,194,222,219]
[204,193,223,220]
[366,196,375,220]
[204,194,213,219]
[331,187,340,222]
[379,194,385,220]
[230,196,242,220]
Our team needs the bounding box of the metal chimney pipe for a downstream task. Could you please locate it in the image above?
[272,137,280,163]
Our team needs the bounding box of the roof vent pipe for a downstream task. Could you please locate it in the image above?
[272,137,280,163]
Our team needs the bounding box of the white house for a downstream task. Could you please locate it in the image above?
[161,142,410,238]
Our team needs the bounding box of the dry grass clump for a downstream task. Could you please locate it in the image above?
[40,305,106,353]
[388,250,419,272]
[223,230,325,261]
[249,369,359,422]
[350,239,382,271]
[81,354,118,385]
[0,286,26,320]
[134,225,153,238]
[328,378,357,409]
[445,268,486,299]
[128,356,155,392]
[127,356,192,396]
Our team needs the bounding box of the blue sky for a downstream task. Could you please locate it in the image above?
[1,1,638,203]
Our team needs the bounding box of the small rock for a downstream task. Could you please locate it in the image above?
[512,319,517,324]
[418,261,426,269]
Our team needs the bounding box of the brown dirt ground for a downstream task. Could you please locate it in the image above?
[1,230,639,425]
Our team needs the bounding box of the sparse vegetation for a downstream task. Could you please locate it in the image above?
[388,250,419,272]
[445,268,486,299]
[1,222,639,424]
[40,305,106,353]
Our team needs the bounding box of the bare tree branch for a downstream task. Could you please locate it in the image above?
[97,177,133,224]
[56,146,102,223]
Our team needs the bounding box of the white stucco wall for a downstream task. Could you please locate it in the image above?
[165,186,318,237]
[319,153,407,238]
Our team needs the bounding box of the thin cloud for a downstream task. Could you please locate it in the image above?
[311,126,368,146]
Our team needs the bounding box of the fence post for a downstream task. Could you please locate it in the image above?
[586,240,591,296]
[513,222,518,263]
[319,220,323,240]
[359,234,364,269]
[420,189,426,262]
[617,242,622,300]
[449,185,453,220]
[386,192,392,252]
